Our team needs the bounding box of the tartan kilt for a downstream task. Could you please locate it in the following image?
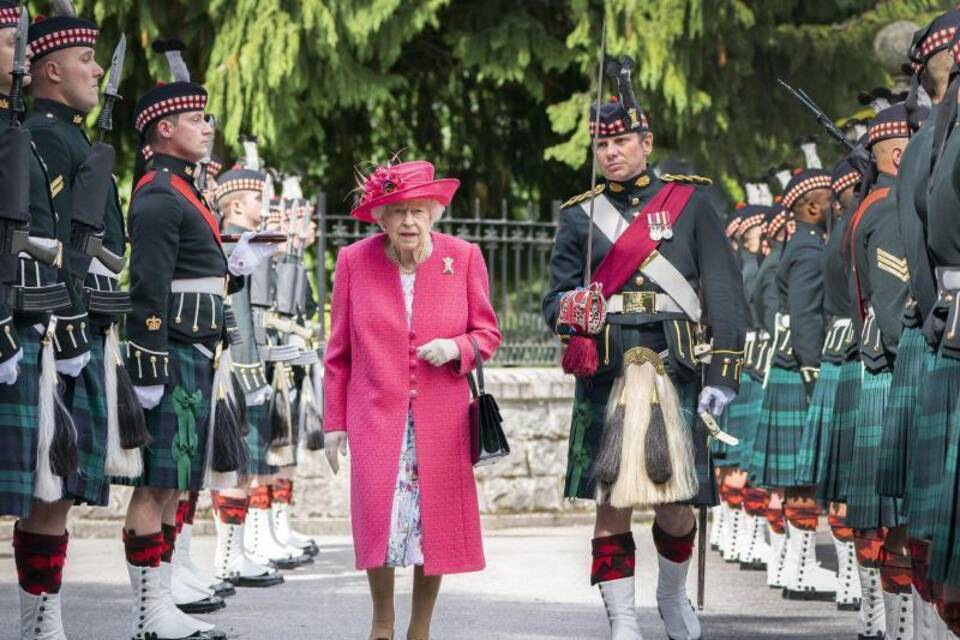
[563,374,717,507]
[795,361,841,486]
[0,325,41,517]
[927,352,960,586]
[846,371,906,530]
[62,333,110,507]
[114,342,213,492]
[817,359,861,504]
[748,366,807,488]
[244,402,277,477]
[877,328,929,498]
[712,372,762,469]
[909,350,960,541]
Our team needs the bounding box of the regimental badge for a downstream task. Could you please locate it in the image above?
[646,211,673,241]
[628,108,641,129]
[72,115,83,125]
[635,174,650,188]
[0,99,8,110]
[146,316,162,331]
[443,257,455,274]
[185,165,194,177]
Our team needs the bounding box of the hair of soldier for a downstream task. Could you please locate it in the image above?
[371,199,445,225]
[144,113,182,148]
[793,187,831,215]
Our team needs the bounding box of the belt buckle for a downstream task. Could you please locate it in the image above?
[623,291,655,314]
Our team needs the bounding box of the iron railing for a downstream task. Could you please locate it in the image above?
[315,195,562,366]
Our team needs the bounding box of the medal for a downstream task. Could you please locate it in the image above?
[647,211,672,242]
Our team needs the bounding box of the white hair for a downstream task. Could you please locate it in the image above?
[371,199,446,225]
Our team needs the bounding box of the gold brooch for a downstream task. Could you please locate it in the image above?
[72,115,83,125]
[146,316,162,331]
[442,257,454,274]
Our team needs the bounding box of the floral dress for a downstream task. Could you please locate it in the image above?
[385,271,424,567]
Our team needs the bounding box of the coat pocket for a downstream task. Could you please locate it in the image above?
[168,292,225,342]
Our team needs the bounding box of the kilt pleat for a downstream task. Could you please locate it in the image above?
[62,334,110,507]
[877,328,928,499]
[796,361,841,486]
[114,342,213,492]
[907,350,955,540]
[713,372,762,469]
[245,402,277,477]
[926,352,960,586]
[749,366,807,488]
[846,371,905,530]
[817,359,861,504]
[0,326,41,517]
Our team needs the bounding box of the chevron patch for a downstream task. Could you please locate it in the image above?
[50,175,64,199]
[877,247,909,282]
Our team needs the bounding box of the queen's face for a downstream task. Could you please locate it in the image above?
[379,199,433,254]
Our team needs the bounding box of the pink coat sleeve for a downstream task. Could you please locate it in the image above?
[452,243,503,376]
[322,249,351,433]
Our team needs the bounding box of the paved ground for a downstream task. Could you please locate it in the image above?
[0,524,856,639]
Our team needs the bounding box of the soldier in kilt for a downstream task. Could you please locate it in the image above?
[543,59,745,640]
[923,30,960,633]
[847,104,921,639]
[751,169,840,600]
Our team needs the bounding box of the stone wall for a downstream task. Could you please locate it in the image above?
[2,368,589,538]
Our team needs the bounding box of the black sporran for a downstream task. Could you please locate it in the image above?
[467,337,509,467]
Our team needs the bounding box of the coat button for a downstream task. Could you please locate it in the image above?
[410,375,417,384]
[409,359,418,369]
[409,345,416,355]
[409,330,417,339]
[409,389,418,398]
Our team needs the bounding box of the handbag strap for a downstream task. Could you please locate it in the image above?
[469,336,484,394]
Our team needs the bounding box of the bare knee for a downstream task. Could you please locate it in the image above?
[653,504,694,536]
[595,504,633,537]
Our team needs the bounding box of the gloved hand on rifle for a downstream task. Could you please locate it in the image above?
[697,385,736,416]
[0,348,22,385]
[227,231,282,277]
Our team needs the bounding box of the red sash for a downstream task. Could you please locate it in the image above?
[846,186,890,322]
[133,170,222,245]
[591,182,696,298]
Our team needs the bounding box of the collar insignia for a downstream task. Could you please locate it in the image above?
[635,174,650,188]
[72,115,83,125]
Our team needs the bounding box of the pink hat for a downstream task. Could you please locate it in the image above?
[350,160,460,223]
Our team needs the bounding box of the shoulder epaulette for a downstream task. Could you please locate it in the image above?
[661,173,713,186]
[561,184,606,209]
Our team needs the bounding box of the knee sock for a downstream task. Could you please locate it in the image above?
[742,487,770,517]
[186,491,198,525]
[272,478,293,505]
[160,524,177,563]
[723,485,743,509]
[908,538,932,602]
[123,529,164,568]
[879,546,913,595]
[854,529,886,569]
[212,492,249,525]
[766,505,786,535]
[784,501,819,532]
[590,532,636,585]
[249,485,270,511]
[828,512,854,542]
[652,522,697,564]
[175,499,190,535]
[13,525,68,595]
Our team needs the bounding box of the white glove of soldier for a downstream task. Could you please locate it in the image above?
[55,352,91,378]
[134,384,165,410]
[324,431,348,475]
[416,338,460,367]
[0,348,22,385]
[697,385,736,417]
[227,231,281,276]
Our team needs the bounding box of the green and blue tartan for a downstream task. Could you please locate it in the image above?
[817,359,861,504]
[877,328,929,499]
[0,325,41,517]
[796,361,841,487]
[846,371,905,530]
[62,334,110,507]
[245,402,277,477]
[115,342,213,492]
[563,374,717,507]
[910,350,960,542]
[926,351,960,586]
[748,366,807,488]
[712,372,762,469]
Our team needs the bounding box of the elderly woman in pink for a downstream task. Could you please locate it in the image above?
[323,159,502,640]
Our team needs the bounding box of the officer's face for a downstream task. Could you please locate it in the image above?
[46,46,102,112]
[595,132,652,182]
[0,28,31,94]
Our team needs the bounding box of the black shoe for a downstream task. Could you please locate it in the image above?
[232,572,284,588]
[268,556,302,570]
[837,600,861,612]
[738,560,765,571]
[296,553,314,566]
[176,595,226,615]
[211,581,236,598]
[183,629,227,640]
[783,588,837,602]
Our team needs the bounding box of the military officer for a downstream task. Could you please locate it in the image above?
[542,57,745,640]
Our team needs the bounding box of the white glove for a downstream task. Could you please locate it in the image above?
[227,231,281,276]
[416,338,460,367]
[245,385,272,407]
[324,431,348,475]
[55,352,91,378]
[134,384,165,410]
[0,348,22,385]
[697,385,737,417]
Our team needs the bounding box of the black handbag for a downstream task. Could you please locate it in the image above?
[466,337,510,467]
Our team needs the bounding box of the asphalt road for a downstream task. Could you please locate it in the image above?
[0,524,856,639]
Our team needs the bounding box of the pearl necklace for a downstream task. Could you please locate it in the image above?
[386,236,433,274]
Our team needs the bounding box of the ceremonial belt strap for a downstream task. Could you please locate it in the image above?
[134,171,223,246]
[171,277,226,296]
[578,184,700,322]
[87,257,120,278]
[847,186,891,323]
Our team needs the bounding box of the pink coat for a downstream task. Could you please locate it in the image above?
[323,232,502,575]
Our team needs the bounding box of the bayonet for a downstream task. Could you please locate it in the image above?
[8,8,28,123]
[96,34,126,139]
